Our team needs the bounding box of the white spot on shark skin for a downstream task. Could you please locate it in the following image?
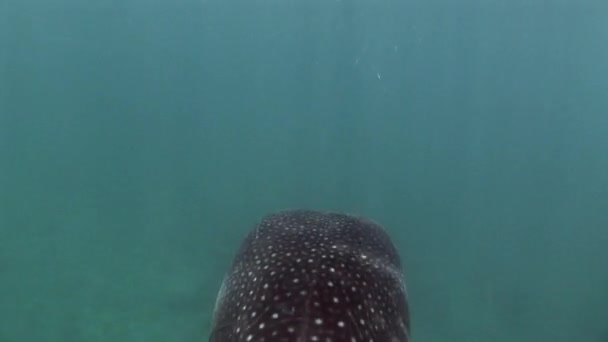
[209,210,410,342]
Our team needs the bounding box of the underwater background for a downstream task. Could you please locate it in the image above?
[1,0,607,341]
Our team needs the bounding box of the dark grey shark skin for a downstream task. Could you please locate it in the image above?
[209,209,410,342]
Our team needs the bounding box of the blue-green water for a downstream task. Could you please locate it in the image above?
[1,0,607,341]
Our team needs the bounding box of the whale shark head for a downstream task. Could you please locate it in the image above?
[209,209,410,342]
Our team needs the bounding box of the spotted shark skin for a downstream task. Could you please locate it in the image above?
[209,209,410,342]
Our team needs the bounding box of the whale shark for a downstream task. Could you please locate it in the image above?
[209,209,410,342]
